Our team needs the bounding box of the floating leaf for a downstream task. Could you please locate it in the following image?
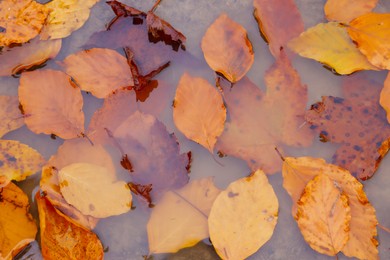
[0,140,45,183]
[18,69,85,139]
[379,72,390,123]
[201,13,254,83]
[253,0,304,57]
[208,170,278,259]
[288,22,379,74]
[36,193,104,260]
[147,178,221,254]
[0,0,49,46]
[173,73,226,153]
[282,157,378,260]
[324,0,378,23]
[0,182,37,260]
[40,0,99,40]
[0,96,24,138]
[347,13,390,70]
[216,51,313,174]
[296,174,351,256]
[0,38,61,76]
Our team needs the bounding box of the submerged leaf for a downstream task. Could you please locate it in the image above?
[324,0,378,23]
[0,96,24,138]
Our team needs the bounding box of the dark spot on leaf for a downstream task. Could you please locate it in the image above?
[50,134,57,140]
[0,26,5,33]
[319,131,329,142]
[89,204,95,211]
[333,97,344,104]
[309,125,318,130]
[121,154,134,172]
[185,151,192,173]
[228,191,239,198]
[217,150,226,158]
[353,145,362,151]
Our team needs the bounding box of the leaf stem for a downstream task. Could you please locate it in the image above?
[378,223,390,234]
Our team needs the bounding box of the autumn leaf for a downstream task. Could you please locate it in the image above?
[18,69,85,139]
[295,174,351,256]
[288,22,379,74]
[201,13,254,83]
[0,182,37,260]
[0,0,49,46]
[147,178,221,254]
[0,96,24,138]
[253,0,304,57]
[347,13,390,70]
[306,73,390,179]
[324,0,378,23]
[0,38,62,76]
[282,157,378,259]
[62,48,134,99]
[40,0,99,40]
[0,140,45,184]
[216,50,313,174]
[379,72,390,123]
[36,193,104,260]
[173,73,226,153]
[208,170,278,259]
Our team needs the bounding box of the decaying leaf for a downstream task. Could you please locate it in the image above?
[208,170,278,260]
[379,72,390,123]
[0,140,45,184]
[0,38,62,76]
[324,0,378,23]
[306,73,390,179]
[0,0,49,46]
[288,22,379,74]
[62,48,134,98]
[173,73,226,153]
[253,0,304,57]
[36,193,104,260]
[0,96,24,138]
[147,178,221,254]
[0,182,37,260]
[201,13,254,83]
[216,51,313,174]
[282,157,378,259]
[347,13,390,70]
[40,0,99,40]
[18,69,85,139]
[296,174,351,256]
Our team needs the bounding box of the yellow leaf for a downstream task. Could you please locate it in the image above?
[379,72,390,123]
[0,0,49,46]
[0,96,24,138]
[0,140,45,183]
[201,13,254,83]
[288,22,379,74]
[282,157,378,259]
[40,0,99,40]
[173,73,226,153]
[348,13,390,70]
[324,0,378,23]
[58,162,132,218]
[147,178,221,254]
[36,193,103,260]
[208,170,278,259]
[296,174,351,256]
[0,182,37,259]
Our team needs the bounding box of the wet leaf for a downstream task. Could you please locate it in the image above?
[201,13,254,83]
[0,96,24,138]
[324,0,378,23]
[0,182,37,260]
[0,140,45,184]
[288,22,379,74]
[296,174,351,256]
[40,0,99,40]
[379,72,390,123]
[216,51,313,174]
[147,178,221,254]
[253,0,304,57]
[0,0,49,46]
[18,69,85,139]
[347,13,390,70]
[58,162,132,218]
[208,170,278,260]
[305,73,390,179]
[0,38,61,76]
[36,193,104,260]
[173,73,226,153]
[282,157,378,260]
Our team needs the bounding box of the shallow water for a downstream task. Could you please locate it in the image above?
[1,0,390,259]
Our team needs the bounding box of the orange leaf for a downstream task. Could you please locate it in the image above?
[379,72,390,123]
[324,0,378,23]
[36,193,104,260]
[18,69,85,139]
[0,96,24,138]
[201,13,254,83]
